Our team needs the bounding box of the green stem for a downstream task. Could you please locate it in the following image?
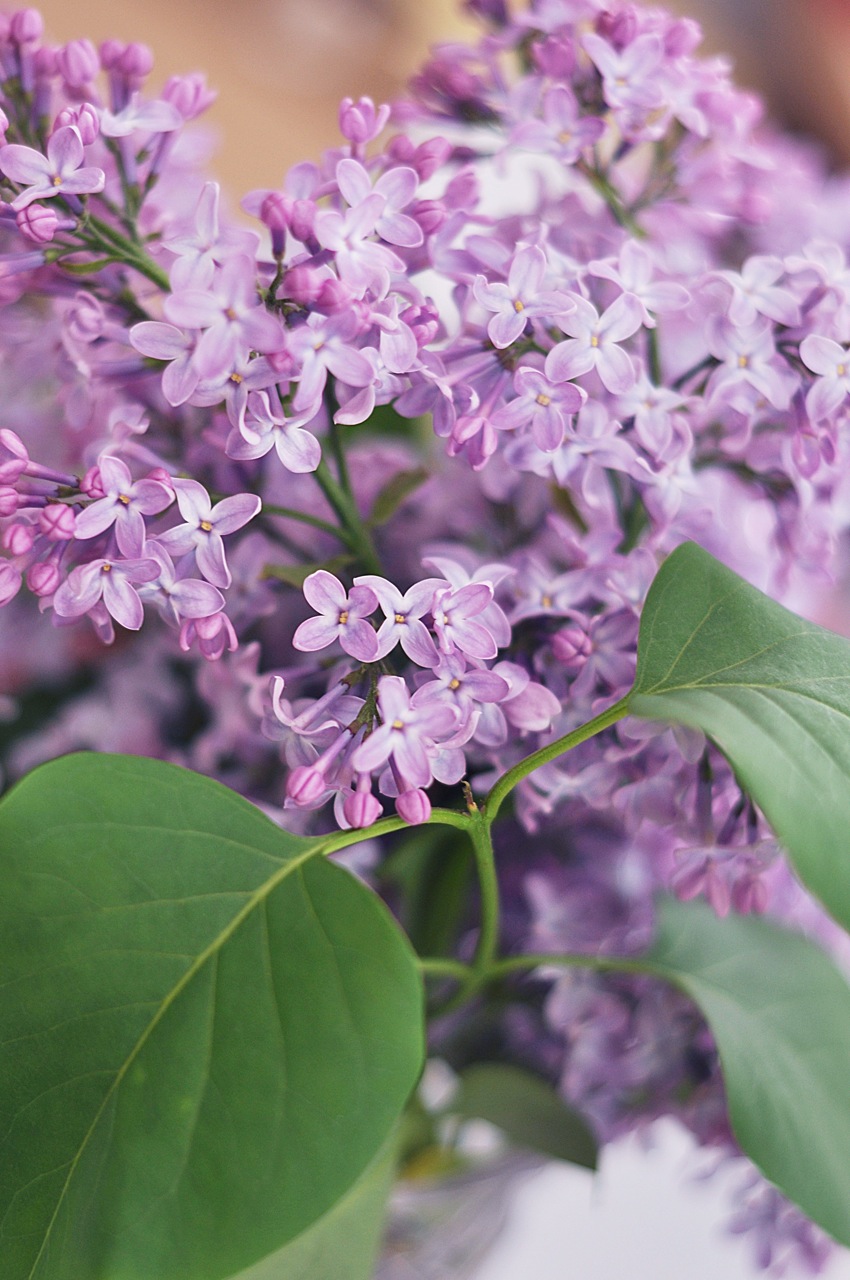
[577,160,645,238]
[469,812,500,975]
[83,213,170,291]
[314,455,382,575]
[315,805,472,861]
[483,695,631,822]
[417,957,474,982]
[261,502,356,547]
[487,951,648,980]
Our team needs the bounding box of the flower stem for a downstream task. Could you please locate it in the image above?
[483,695,631,822]
[261,501,356,547]
[469,811,500,975]
[314,454,383,575]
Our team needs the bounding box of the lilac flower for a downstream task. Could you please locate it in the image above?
[129,320,199,406]
[314,194,404,297]
[73,455,172,555]
[473,245,575,349]
[491,364,586,450]
[0,125,105,209]
[99,93,182,138]
[582,31,666,116]
[432,581,498,660]
[226,390,320,474]
[353,574,443,666]
[137,540,225,626]
[156,479,261,588]
[164,255,283,380]
[292,570,379,662]
[799,335,850,422]
[352,675,458,790]
[588,240,690,328]
[546,294,644,394]
[336,158,424,249]
[511,84,605,163]
[712,255,801,329]
[53,555,159,631]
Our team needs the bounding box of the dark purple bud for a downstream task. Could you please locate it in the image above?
[2,522,33,555]
[401,301,440,346]
[10,9,43,46]
[412,136,452,180]
[58,38,99,87]
[259,191,292,256]
[33,44,56,77]
[396,789,431,825]
[16,202,58,245]
[283,264,323,307]
[596,9,638,49]
[27,560,59,596]
[39,504,76,541]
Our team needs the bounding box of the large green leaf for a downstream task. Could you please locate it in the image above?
[229,1135,397,1280]
[630,541,850,929]
[645,898,850,1246]
[0,754,424,1280]
[451,1064,597,1169]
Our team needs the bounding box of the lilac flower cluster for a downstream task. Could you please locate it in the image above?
[0,1,847,1268]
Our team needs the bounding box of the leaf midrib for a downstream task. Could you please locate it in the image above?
[24,836,332,1280]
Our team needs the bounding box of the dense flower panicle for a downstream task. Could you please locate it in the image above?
[0,2,847,1268]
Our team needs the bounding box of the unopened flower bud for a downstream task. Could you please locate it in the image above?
[552,624,592,670]
[39,504,76,541]
[0,561,22,605]
[2,522,33,555]
[338,96,390,146]
[0,429,28,484]
[17,202,58,244]
[343,784,382,829]
[117,41,153,81]
[27,560,59,595]
[55,102,99,145]
[58,38,99,87]
[286,764,328,808]
[80,465,105,499]
[396,789,431,825]
[162,72,217,120]
[10,9,43,46]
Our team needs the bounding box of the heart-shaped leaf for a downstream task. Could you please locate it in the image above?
[630,541,850,930]
[451,1064,597,1169]
[645,898,850,1246]
[0,753,424,1280]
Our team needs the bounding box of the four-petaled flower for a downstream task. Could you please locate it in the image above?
[156,479,261,588]
[0,125,105,210]
[293,570,379,662]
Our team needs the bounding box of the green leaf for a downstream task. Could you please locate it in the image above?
[367,467,430,527]
[263,554,354,588]
[0,753,424,1280]
[645,898,850,1246]
[451,1064,597,1170]
[228,1134,397,1280]
[630,540,850,930]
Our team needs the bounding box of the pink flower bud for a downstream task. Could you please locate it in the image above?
[343,785,382,829]
[595,8,637,49]
[33,45,58,77]
[39,504,76,541]
[118,41,153,81]
[552,624,592,670]
[10,9,44,45]
[162,72,217,120]
[0,561,23,605]
[98,39,125,71]
[55,102,99,145]
[0,486,20,517]
[0,106,9,145]
[314,277,352,314]
[396,789,431,825]
[531,35,576,77]
[26,560,59,596]
[338,96,390,145]
[412,199,448,236]
[146,466,175,495]
[289,199,316,244]
[0,429,28,484]
[401,301,440,346]
[80,465,105,499]
[2,522,33,555]
[58,38,99,87]
[283,264,324,306]
[664,18,701,57]
[17,202,58,245]
[286,764,328,808]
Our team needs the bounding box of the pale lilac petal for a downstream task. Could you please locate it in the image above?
[173,479,212,524]
[393,734,431,789]
[0,143,49,185]
[102,573,144,630]
[378,211,423,248]
[508,245,546,296]
[489,309,527,349]
[599,293,644,344]
[211,493,261,535]
[241,308,284,354]
[800,335,845,376]
[352,723,394,773]
[354,574,402,614]
[336,158,371,208]
[401,618,439,667]
[545,340,595,382]
[171,580,226,618]
[597,344,637,395]
[195,532,230,587]
[293,614,340,652]
[806,379,847,423]
[74,498,118,540]
[376,166,418,209]
[532,404,566,451]
[165,290,221,330]
[59,168,106,196]
[303,569,346,615]
[324,344,375,388]
[115,507,146,556]
[347,583,379,619]
[130,321,192,360]
[275,426,321,473]
[46,125,84,173]
[341,618,379,661]
[452,618,498,659]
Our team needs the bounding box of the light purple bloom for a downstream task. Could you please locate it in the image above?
[137,540,225,626]
[473,245,576,349]
[73,455,172,555]
[336,158,424,249]
[292,570,379,662]
[546,293,643,394]
[0,126,105,210]
[129,320,199,407]
[353,574,443,666]
[164,255,283,380]
[53,555,159,631]
[352,674,458,789]
[432,581,498,660]
[226,390,320,474]
[492,364,586,450]
[156,479,261,588]
[800,334,850,422]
